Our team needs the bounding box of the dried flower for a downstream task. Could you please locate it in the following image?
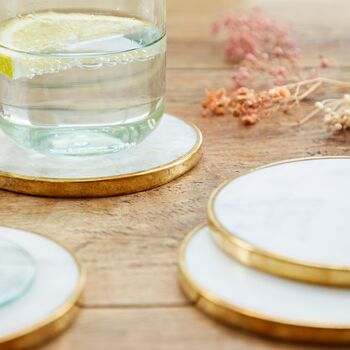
[202,77,350,132]
[213,9,301,88]
[310,94,350,132]
[204,9,335,132]
[213,9,298,64]
[320,55,330,69]
[202,88,230,117]
[212,9,330,89]
[202,85,294,125]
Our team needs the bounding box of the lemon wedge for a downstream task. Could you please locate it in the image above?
[0,12,147,79]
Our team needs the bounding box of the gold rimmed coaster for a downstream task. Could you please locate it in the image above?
[179,225,350,344]
[208,157,350,287]
[0,114,202,198]
[0,226,85,350]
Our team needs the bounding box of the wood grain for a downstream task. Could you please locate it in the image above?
[42,307,350,350]
[1,0,350,348]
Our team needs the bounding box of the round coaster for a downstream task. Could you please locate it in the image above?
[0,114,202,198]
[179,225,350,344]
[208,157,350,286]
[0,226,85,350]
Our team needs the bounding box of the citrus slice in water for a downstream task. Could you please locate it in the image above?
[0,12,147,79]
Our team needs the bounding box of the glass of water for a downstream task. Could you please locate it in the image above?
[0,0,166,156]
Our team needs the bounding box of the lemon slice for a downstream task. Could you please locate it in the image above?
[0,12,147,79]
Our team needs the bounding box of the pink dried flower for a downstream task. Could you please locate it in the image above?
[320,55,330,69]
[213,9,329,89]
[213,8,299,64]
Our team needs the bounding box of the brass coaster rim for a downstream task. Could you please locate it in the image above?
[178,224,350,344]
[0,115,202,197]
[0,115,202,182]
[208,156,350,287]
[0,226,86,350]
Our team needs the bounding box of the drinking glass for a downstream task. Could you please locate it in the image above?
[0,0,166,156]
[0,239,36,306]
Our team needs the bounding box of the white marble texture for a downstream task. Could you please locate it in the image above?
[0,227,81,339]
[0,114,199,179]
[213,158,350,267]
[184,226,350,325]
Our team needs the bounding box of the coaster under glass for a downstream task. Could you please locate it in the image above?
[0,114,202,198]
[0,239,35,307]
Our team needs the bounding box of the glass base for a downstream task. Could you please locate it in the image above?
[0,239,36,307]
[0,101,164,157]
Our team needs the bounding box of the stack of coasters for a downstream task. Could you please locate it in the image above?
[179,157,350,344]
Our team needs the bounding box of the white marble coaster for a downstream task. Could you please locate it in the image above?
[0,227,84,349]
[209,158,350,285]
[179,225,350,343]
[0,114,202,197]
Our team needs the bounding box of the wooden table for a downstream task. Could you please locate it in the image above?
[2,0,350,349]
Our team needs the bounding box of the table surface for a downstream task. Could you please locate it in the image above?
[2,1,350,349]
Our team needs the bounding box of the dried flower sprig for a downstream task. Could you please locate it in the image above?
[212,9,301,88]
[202,85,292,125]
[202,77,350,132]
[212,9,329,89]
[306,94,350,132]
[212,9,298,64]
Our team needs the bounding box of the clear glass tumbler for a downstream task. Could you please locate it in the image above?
[0,239,36,307]
[0,0,166,156]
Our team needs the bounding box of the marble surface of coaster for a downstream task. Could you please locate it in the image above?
[179,225,350,343]
[0,227,84,349]
[209,158,350,284]
[0,114,202,197]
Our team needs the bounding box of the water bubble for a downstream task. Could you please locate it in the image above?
[77,61,103,70]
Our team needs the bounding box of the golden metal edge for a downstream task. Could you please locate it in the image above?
[0,115,203,197]
[207,156,350,287]
[0,226,86,350]
[178,224,350,344]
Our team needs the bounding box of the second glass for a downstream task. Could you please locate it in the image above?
[0,0,166,156]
